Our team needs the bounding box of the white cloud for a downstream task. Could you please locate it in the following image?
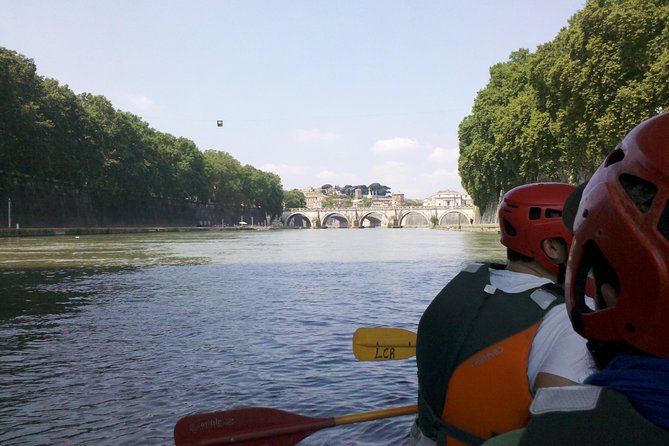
[260,163,304,176]
[428,168,456,179]
[372,160,411,175]
[427,168,464,190]
[127,95,155,111]
[371,137,420,155]
[428,147,459,164]
[317,169,355,182]
[370,161,413,194]
[296,128,340,143]
[367,159,464,199]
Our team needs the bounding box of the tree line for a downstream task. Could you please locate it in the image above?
[320,183,391,197]
[0,46,284,227]
[458,0,669,216]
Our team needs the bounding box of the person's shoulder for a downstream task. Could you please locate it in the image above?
[490,268,552,293]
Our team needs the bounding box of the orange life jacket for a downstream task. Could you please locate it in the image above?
[416,263,564,445]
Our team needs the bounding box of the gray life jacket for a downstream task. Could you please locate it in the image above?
[518,385,669,445]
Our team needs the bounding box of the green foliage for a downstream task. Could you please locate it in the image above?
[355,184,369,196]
[335,183,391,198]
[203,149,243,208]
[239,164,284,219]
[368,182,391,196]
[322,196,352,208]
[459,0,669,214]
[404,199,423,207]
[0,46,284,223]
[283,189,306,208]
[340,184,355,196]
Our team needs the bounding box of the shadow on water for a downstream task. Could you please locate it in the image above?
[0,267,141,321]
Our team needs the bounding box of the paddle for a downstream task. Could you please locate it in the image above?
[352,327,417,361]
[174,404,418,446]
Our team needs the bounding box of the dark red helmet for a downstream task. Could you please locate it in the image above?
[565,112,669,360]
[498,182,575,274]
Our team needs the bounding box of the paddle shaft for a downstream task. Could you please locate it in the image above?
[334,404,417,425]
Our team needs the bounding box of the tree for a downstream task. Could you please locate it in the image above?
[284,189,306,208]
[203,150,243,208]
[0,48,47,190]
[0,45,288,226]
[368,182,391,196]
[151,133,207,203]
[340,184,355,196]
[321,196,338,208]
[458,0,669,216]
[239,164,284,220]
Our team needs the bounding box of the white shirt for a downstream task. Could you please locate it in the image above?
[488,268,595,390]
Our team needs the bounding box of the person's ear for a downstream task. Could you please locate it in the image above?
[600,283,618,308]
[542,238,566,264]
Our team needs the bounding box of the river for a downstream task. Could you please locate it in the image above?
[0,228,505,445]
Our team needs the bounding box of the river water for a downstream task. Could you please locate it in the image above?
[0,228,505,445]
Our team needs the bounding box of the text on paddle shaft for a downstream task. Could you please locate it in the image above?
[189,417,234,432]
[375,343,396,359]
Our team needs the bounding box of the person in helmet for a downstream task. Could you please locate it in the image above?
[410,183,595,446]
[482,113,669,445]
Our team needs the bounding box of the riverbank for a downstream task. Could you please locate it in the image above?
[441,223,499,232]
[0,225,271,238]
[0,224,497,237]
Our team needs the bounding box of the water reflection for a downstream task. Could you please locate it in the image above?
[1,269,94,320]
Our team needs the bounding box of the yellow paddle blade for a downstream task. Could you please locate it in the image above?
[352,327,417,361]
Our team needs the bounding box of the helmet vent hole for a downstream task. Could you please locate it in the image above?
[619,173,657,213]
[529,207,541,220]
[503,218,517,236]
[605,147,625,166]
[658,200,669,241]
[545,208,562,218]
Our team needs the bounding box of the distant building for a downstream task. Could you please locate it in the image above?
[371,196,392,207]
[422,190,472,207]
[391,192,405,206]
[300,187,326,208]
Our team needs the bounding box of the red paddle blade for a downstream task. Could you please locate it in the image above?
[174,407,334,446]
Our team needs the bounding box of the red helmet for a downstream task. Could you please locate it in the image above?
[498,182,575,274]
[565,112,669,360]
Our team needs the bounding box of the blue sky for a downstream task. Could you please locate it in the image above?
[2,0,585,199]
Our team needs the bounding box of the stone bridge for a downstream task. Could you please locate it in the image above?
[281,206,478,228]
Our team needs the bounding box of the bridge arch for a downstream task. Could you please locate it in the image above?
[359,211,387,228]
[439,210,473,226]
[322,212,350,228]
[285,212,315,228]
[399,210,430,227]
[281,206,477,228]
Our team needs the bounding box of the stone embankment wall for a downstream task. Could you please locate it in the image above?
[0,186,265,229]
